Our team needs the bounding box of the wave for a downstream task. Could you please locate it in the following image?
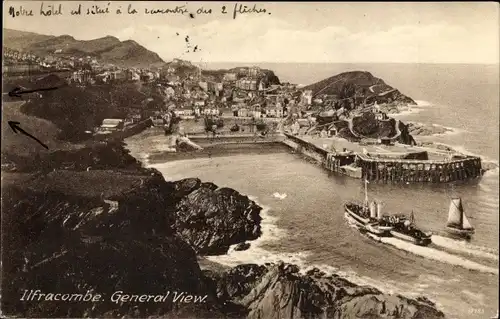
[342,215,497,274]
[378,237,498,275]
[390,107,423,117]
[430,143,499,169]
[431,236,499,261]
[408,121,463,137]
[414,100,433,107]
[272,192,288,200]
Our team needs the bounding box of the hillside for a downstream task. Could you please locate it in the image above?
[3,29,165,68]
[202,66,281,85]
[303,71,416,105]
[160,58,200,78]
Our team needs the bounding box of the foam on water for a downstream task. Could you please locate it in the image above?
[390,108,423,117]
[415,100,433,107]
[379,237,498,275]
[431,236,499,261]
[272,192,288,200]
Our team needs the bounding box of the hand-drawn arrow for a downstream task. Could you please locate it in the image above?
[8,121,49,149]
[8,86,58,98]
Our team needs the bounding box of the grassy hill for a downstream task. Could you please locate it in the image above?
[3,29,166,68]
[303,71,416,105]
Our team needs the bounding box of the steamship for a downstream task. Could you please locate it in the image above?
[345,180,432,246]
[385,212,432,246]
[344,180,393,237]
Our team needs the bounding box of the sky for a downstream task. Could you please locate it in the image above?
[3,1,499,64]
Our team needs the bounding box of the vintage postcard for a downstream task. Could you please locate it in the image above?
[1,1,498,318]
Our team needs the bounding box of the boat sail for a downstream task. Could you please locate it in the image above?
[446,197,475,236]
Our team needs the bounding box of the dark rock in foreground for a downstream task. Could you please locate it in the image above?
[234,242,251,251]
[205,264,445,319]
[174,178,262,255]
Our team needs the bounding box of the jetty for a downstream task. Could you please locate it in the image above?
[282,133,482,183]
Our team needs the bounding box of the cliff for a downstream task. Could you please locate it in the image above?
[205,264,445,319]
[303,71,416,106]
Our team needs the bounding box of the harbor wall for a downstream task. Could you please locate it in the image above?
[282,133,483,183]
[189,134,285,146]
[357,153,482,183]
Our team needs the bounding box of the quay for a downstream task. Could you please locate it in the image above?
[282,133,483,183]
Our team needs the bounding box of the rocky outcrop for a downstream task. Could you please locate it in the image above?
[332,112,416,145]
[205,263,445,319]
[174,178,262,255]
[407,122,453,136]
[303,71,416,106]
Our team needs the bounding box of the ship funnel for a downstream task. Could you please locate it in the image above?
[369,201,377,218]
[377,201,383,219]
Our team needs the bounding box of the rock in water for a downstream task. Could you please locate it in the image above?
[207,263,446,319]
[174,185,262,255]
[234,242,251,251]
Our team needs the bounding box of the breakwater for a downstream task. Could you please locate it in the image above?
[282,133,483,183]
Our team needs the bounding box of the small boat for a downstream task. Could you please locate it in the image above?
[344,180,393,237]
[386,212,432,246]
[445,197,474,237]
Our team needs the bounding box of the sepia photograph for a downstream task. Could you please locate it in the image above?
[1,1,499,318]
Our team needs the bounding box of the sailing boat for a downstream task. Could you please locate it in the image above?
[445,197,475,237]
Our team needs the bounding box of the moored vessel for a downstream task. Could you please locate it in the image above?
[445,197,474,238]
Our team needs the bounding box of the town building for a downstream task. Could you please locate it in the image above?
[199,81,209,91]
[237,108,249,117]
[236,78,258,91]
[248,66,260,77]
[301,90,313,105]
[223,73,237,81]
[194,100,205,107]
[95,119,124,134]
[71,70,94,84]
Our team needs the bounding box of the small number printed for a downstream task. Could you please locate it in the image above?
[468,308,484,314]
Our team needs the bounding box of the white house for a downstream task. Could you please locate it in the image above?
[252,110,262,118]
[194,100,205,107]
[238,108,248,117]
